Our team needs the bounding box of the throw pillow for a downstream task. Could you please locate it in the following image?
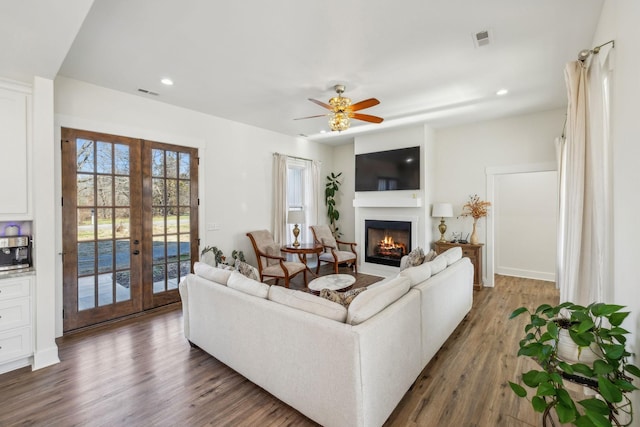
[401,247,425,271]
[234,259,260,281]
[319,287,367,308]
[424,249,437,262]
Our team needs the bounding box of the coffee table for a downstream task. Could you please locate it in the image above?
[308,274,356,293]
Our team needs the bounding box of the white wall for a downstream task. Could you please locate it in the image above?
[352,125,435,275]
[435,108,564,285]
[332,142,356,241]
[494,171,557,282]
[593,0,640,411]
[53,77,334,336]
[32,76,60,370]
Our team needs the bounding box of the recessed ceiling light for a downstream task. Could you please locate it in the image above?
[496,89,508,96]
[320,130,327,134]
[161,78,174,86]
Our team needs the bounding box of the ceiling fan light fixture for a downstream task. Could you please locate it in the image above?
[296,84,382,132]
[329,111,350,132]
[329,96,352,110]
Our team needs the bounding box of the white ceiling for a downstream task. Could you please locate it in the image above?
[3,0,604,143]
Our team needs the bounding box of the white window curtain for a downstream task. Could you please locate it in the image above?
[556,49,613,305]
[273,153,288,245]
[273,154,322,246]
[311,160,321,227]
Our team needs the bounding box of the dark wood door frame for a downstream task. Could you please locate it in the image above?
[61,128,199,332]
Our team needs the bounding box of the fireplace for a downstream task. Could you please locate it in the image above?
[365,220,411,267]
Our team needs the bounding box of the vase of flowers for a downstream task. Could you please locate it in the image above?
[461,194,491,245]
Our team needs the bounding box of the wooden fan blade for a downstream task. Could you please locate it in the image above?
[308,98,332,110]
[350,112,384,123]
[294,114,328,121]
[350,98,380,112]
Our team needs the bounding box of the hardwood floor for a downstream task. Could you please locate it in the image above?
[0,274,571,426]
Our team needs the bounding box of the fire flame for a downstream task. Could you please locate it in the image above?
[377,235,406,254]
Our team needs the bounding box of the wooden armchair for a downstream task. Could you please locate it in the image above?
[310,225,357,274]
[246,230,307,287]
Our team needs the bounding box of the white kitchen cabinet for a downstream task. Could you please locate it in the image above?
[0,275,33,373]
[0,81,31,219]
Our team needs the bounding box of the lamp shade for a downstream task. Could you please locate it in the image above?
[287,210,305,224]
[432,203,453,218]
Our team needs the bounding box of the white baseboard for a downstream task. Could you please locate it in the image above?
[496,266,555,282]
[33,346,60,370]
[0,357,32,375]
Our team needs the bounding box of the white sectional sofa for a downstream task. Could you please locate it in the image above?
[179,247,473,427]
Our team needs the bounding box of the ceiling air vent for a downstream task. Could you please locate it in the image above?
[473,29,492,48]
[137,88,159,96]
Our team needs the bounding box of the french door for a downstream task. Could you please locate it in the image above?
[61,128,198,332]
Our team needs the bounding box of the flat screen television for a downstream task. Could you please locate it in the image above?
[355,146,421,192]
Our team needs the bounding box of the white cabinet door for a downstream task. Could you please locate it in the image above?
[0,85,30,217]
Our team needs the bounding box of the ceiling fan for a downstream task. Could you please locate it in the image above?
[296,84,384,132]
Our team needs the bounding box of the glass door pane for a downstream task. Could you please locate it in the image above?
[143,142,198,309]
[62,129,143,332]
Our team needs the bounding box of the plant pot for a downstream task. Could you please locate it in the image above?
[556,329,602,364]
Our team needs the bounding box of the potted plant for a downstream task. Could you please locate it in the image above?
[509,302,640,426]
[201,246,225,266]
[325,172,342,238]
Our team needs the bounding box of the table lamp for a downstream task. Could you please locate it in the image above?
[287,210,305,247]
[432,203,453,243]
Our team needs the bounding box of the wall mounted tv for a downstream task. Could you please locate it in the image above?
[355,146,421,192]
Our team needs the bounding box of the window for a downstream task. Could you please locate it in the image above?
[287,158,312,244]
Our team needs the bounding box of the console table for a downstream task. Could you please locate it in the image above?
[435,242,483,290]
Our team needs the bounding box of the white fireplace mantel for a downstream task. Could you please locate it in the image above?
[352,198,422,208]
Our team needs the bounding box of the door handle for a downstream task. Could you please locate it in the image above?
[132,250,140,255]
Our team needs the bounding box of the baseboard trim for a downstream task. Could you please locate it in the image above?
[496,266,555,282]
[33,346,60,371]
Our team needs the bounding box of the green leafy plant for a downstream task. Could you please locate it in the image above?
[325,172,342,238]
[231,249,245,263]
[201,246,225,265]
[509,302,640,426]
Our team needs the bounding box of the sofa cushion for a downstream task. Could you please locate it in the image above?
[346,276,411,325]
[427,255,448,275]
[268,286,347,322]
[399,261,432,287]
[234,259,260,281]
[441,247,463,266]
[193,261,232,284]
[227,271,270,298]
[400,247,424,271]
[319,251,355,263]
[319,287,367,308]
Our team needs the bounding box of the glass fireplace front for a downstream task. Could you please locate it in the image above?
[364,220,411,267]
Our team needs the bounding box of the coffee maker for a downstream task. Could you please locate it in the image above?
[0,235,32,272]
